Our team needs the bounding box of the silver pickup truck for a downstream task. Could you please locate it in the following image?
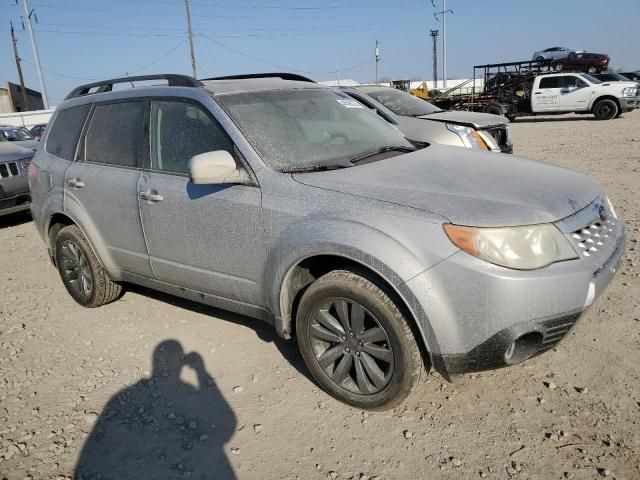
[0,140,33,217]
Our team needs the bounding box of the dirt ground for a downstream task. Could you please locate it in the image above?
[1,112,639,480]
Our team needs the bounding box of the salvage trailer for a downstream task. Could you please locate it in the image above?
[431,59,555,119]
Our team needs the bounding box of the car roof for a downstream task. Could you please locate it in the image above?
[202,77,328,96]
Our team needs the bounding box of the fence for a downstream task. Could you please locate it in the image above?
[0,109,55,129]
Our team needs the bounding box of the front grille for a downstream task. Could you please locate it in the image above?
[569,217,617,259]
[0,160,28,179]
[537,312,581,352]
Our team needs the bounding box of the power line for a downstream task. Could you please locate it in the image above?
[29,2,419,19]
[113,0,425,10]
[35,17,419,34]
[28,20,423,39]
[199,34,373,75]
[20,39,188,81]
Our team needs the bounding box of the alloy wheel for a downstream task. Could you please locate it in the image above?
[308,298,394,395]
[60,240,93,298]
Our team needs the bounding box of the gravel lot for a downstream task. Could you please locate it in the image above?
[1,112,639,480]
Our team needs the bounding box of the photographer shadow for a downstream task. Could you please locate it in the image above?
[74,340,237,480]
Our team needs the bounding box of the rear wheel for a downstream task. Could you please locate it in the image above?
[55,225,122,307]
[587,66,598,74]
[554,62,564,71]
[296,270,424,410]
[592,99,619,120]
[484,105,504,116]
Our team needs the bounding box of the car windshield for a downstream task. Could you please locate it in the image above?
[362,89,442,117]
[218,89,415,172]
[1,127,34,141]
[581,74,602,84]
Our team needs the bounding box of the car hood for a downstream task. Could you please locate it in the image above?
[292,145,600,227]
[417,110,508,128]
[0,142,34,162]
[599,81,638,88]
[11,139,39,151]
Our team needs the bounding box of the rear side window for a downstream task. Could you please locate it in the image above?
[45,104,90,160]
[85,101,143,168]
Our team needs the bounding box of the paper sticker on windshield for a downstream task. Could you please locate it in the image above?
[336,98,364,108]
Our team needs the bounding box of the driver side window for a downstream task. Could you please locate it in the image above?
[150,100,233,175]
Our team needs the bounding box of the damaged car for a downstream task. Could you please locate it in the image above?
[343,85,513,153]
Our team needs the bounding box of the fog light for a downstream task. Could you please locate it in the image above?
[504,333,542,365]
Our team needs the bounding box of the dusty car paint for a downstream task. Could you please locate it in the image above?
[30,77,625,381]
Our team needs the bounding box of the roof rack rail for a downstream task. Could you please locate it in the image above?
[202,72,316,83]
[65,74,203,100]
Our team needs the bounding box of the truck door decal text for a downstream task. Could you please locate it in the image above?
[536,90,560,105]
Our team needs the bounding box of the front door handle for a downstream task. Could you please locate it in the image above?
[67,178,85,188]
[139,191,164,203]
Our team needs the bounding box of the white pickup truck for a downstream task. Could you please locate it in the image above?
[528,72,639,120]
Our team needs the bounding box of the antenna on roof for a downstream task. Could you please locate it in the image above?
[125,72,135,88]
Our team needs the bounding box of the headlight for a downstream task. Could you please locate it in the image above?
[446,124,489,150]
[622,87,637,97]
[444,223,578,270]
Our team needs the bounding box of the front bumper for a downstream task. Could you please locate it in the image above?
[0,192,31,217]
[405,205,626,380]
[620,96,639,112]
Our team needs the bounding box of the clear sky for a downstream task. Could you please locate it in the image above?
[1,0,639,106]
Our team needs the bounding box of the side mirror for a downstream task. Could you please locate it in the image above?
[188,150,246,185]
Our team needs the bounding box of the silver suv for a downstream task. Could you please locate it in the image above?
[30,74,626,410]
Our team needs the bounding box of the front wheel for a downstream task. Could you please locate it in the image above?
[55,225,122,307]
[554,62,564,71]
[296,270,424,410]
[593,99,619,120]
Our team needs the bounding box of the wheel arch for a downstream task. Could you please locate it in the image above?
[277,253,436,369]
[45,210,110,271]
[591,95,621,112]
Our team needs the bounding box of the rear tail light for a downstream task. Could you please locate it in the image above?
[27,161,39,190]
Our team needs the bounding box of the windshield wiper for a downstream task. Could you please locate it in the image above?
[351,146,415,165]
[288,164,351,173]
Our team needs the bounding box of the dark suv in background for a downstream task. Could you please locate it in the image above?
[553,52,610,73]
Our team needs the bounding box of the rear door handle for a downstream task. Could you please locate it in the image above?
[67,178,85,188]
[139,191,164,203]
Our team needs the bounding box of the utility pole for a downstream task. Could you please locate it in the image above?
[433,0,453,88]
[375,39,380,85]
[21,0,49,109]
[430,29,438,89]
[184,0,197,78]
[10,21,29,111]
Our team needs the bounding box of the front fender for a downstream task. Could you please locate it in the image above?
[265,213,458,355]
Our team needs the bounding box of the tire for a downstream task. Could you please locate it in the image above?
[592,99,619,120]
[54,225,122,307]
[484,105,503,116]
[536,56,545,62]
[588,66,598,74]
[554,62,563,71]
[295,270,424,410]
